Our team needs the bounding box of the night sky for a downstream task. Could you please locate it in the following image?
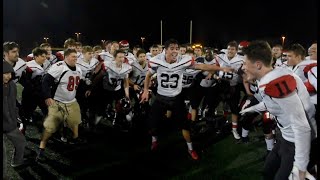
[3,0,318,56]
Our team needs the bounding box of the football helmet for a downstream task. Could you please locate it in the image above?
[116,97,131,114]
[119,40,130,54]
[238,41,250,53]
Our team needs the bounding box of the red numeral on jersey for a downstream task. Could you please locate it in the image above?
[67,76,80,91]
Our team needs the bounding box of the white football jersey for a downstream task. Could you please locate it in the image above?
[26,60,46,79]
[146,52,153,60]
[130,61,148,87]
[291,59,317,82]
[48,61,82,103]
[103,61,132,91]
[42,59,51,73]
[27,53,58,65]
[307,66,317,105]
[76,58,99,80]
[308,66,317,92]
[126,52,136,65]
[149,54,194,97]
[77,52,82,59]
[13,58,27,83]
[274,58,292,69]
[249,81,263,102]
[182,68,201,88]
[99,51,114,62]
[199,58,216,87]
[216,54,244,86]
[258,68,316,171]
[291,60,317,105]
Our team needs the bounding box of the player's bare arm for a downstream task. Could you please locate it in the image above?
[192,63,234,74]
[140,71,152,103]
[124,77,130,99]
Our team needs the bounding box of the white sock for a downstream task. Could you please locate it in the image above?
[242,128,249,138]
[232,122,238,131]
[265,138,274,151]
[272,129,275,135]
[187,142,193,151]
[152,136,158,143]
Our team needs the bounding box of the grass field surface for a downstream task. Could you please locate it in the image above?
[3,84,266,179]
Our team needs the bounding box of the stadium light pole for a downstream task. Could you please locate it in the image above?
[160,20,163,46]
[281,36,286,47]
[44,37,49,43]
[75,32,81,41]
[190,20,193,44]
[141,37,145,49]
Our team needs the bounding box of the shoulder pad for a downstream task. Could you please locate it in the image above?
[303,63,317,77]
[264,75,297,98]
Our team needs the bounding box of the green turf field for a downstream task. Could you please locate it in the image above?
[4,84,266,179]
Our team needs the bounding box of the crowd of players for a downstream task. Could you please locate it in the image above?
[3,37,317,179]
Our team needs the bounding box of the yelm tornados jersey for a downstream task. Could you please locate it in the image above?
[13,58,27,83]
[199,58,216,87]
[76,58,99,80]
[126,52,136,65]
[182,68,201,88]
[249,80,263,102]
[149,54,194,97]
[26,60,46,79]
[48,61,82,103]
[130,60,148,87]
[182,55,202,88]
[257,68,316,171]
[291,59,317,83]
[291,59,317,105]
[216,54,244,86]
[103,61,132,91]
[99,51,114,62]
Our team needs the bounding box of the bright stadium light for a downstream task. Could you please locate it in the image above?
[281,36,286,47]
[75,32,81,41]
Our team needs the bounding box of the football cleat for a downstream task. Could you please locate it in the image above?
[232,130,241,140]
[288,166,316,180]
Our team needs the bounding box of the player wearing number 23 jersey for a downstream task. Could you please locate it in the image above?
[148,53,195,97]
[140,39,232,161]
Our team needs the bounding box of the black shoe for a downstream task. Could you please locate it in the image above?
[24,148,33,157]
[36,149,45,162]
[53,136,68,143]
[11,161,24,168]
[263,150,271,161]
[11,158,29,168]
[242,136,249,144]
[69,137,87,145]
